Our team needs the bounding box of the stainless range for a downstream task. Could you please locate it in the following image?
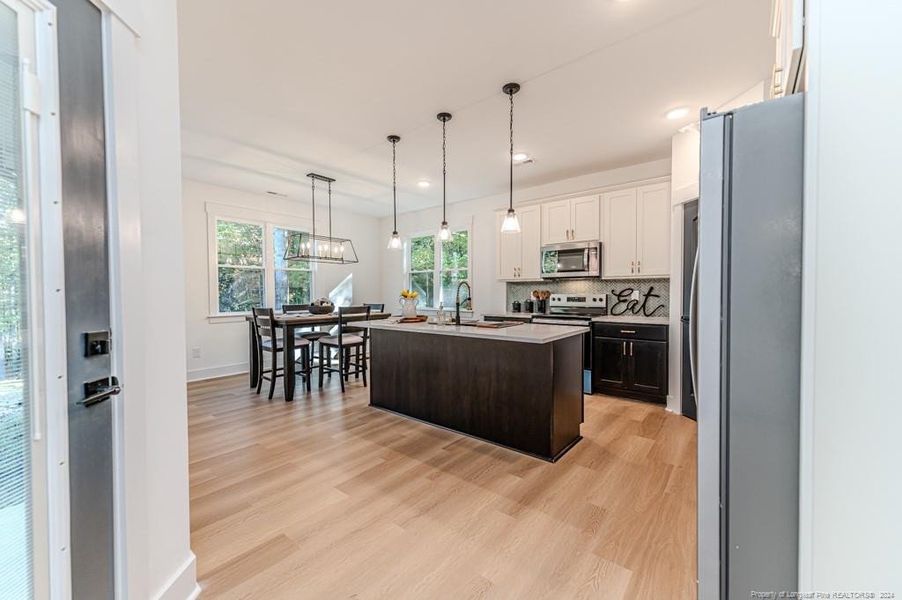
[532,295,607,393]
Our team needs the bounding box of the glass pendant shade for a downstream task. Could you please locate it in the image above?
[501,208,521,234]
[439,221,451,241]
[388,231,402,250]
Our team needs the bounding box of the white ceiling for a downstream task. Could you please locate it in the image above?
[177,0,774,217]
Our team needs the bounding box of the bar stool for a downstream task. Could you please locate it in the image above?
[252,307,312,398]
[318,305,371,392]
[340,303,382,363]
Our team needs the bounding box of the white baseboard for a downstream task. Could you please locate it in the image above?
[666,393,681,415]
[187,362,247,382]
[153,552,199,600]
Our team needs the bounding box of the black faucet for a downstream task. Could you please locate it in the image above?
[455,281,471,325]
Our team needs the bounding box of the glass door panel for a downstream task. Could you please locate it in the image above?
[0,3,33,597]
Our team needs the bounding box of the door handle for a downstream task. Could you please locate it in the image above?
[630,342,634,357]
[622,341,626,355]
[81,376,121,407]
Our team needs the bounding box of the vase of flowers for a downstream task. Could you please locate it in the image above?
[399,289,419,318]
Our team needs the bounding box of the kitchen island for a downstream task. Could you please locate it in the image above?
[368,320,586,462]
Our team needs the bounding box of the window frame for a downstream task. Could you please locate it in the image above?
[206,204,315,318]
[404,222,472,310]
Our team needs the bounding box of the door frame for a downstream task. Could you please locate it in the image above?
[10,0,146,597]
[8,0,69,597]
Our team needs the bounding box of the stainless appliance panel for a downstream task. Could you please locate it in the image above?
[697,94,804,599]
[697,109,727,600]
[541,241,601,278]
[725,94,803,599]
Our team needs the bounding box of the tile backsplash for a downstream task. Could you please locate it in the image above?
[506,278,670,317]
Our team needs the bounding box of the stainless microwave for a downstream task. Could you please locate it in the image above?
[541,241,601,278]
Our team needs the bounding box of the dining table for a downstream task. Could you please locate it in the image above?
[246,310,391,401]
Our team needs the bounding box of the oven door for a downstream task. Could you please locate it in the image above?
[541,243,600,278]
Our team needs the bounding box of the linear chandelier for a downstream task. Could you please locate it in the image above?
[284,173,359,264]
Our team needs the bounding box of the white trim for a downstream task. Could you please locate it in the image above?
[206,204,316,316]
[667,202,685,415]
[187,362,248,383]
[15,1,74,597]
[797,0,819,588]
[151,552,200,600]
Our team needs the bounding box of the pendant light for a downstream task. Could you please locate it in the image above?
[500,82,522,234]
[437,112,452,241]
[283,173,359,264]
[387,134,403,250]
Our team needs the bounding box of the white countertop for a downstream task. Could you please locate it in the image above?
[365,319,588,344]
[591,315,669,325]
[483,313,670,325]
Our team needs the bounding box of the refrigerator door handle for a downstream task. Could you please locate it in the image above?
[688,248,700,407]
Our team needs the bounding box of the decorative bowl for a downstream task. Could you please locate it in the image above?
[308,304,334,315]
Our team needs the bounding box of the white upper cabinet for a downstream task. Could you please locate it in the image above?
[636,183,671,277]
[541,196,600,244]
[519,205,542,279]
[496,205,542,281]
[541,199,571,244]
[602,188,639,278]
[602,182,671,278]
[570,196,601,242]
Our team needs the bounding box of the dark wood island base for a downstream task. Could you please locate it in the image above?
[369,326,585,462]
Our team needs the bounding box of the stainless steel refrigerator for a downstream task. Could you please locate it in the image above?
[694,93,804,599]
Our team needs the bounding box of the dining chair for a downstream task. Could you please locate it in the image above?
[318,305,371,392]
[252,307,312,398]
[283,303,329,372]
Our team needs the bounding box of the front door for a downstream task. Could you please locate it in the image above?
[52,0,117,597]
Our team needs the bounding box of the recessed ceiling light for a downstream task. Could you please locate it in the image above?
[513,152,529,162]
[666,107,691,120]
[417,180,431,188]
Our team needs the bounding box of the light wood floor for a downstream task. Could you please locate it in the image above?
[188,374,697,599]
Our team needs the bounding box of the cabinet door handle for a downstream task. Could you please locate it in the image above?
[622,341,626,355]
[630,261,635,274]
[630,342,634,357]
[637,260,641,274]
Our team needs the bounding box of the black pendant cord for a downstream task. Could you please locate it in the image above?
[311,176,316,242]
[392,138,398,233]
[442,118,447,224]
[508,90,514,211]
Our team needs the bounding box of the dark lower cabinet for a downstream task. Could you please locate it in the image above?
[592,323,668,403]
[594,337,629,390]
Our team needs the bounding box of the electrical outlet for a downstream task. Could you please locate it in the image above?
[191,347,201,359]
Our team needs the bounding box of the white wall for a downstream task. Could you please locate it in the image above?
[379,159,671,315]
[800,0,902,594]
[106,0,197,598]
[183,179,383,381]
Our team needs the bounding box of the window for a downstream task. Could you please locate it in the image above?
[211,216,314,315]
[216,220,264,313]
[407,228,470,309]
[408,234,435,307]
[273,227,312,307]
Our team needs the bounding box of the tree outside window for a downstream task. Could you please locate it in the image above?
[407,229,469,309]
[273,227,312,308]
[408,235,435,307]
[216,220,264,313]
